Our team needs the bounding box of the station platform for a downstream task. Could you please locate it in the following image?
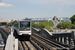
[5,31,15,50]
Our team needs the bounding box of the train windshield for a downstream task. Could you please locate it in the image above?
[20,21,30,31]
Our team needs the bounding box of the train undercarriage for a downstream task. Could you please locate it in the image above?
[13,30,31,41]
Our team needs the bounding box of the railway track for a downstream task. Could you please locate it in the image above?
[19,40,40,50]
[0,28,10,50]
[0,28,9,43]
[31,33,71,50]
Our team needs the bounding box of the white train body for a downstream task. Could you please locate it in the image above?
[14,20,31,36]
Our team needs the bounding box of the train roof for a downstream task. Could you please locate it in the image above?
[19,19,31,22]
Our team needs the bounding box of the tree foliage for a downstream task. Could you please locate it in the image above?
[31,21,54,29]
[6,20,18,27]
[57,21,72,29]
[32,23,45,29]
[13,20,18,24]
[57,23,62,28]
[71,24,75,29]
[70,15,75,24]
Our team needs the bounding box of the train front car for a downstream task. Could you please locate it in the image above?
[19,21,31,40]
[13,20,31,40]
[19,21,31,36]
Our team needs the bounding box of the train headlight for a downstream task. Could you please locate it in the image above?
[19,32,22,35]
[28,32,31,35]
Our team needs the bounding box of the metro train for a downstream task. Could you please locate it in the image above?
[13,19,31,40]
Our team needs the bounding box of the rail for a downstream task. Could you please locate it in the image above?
[31,33,71,50]
[0,28,10,44]
[0,28,10,35]
[30,40,42,50]
[32,28,75,50]
[18,41,24,50]
[21,40,39,50]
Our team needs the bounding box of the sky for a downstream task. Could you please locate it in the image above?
[0,0,75,20]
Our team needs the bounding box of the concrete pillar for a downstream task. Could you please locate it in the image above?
[71,31,75,48]
[65,37,69,45]
[59,37,60,43]
[62,37,64,44]
[71,31,75,40]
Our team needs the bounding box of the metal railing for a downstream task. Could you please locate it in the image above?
[32,28,75,50]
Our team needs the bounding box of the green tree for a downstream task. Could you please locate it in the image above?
[72,24,75,29]
[31,22,35,27]
[57,22,72,29]
[70,15,75,24]
[74,22,75,24]
[57,23,62,28]
[62,23,65,29]
[39,24,45,29]
[32,22,45,29]
[13,20,18,24]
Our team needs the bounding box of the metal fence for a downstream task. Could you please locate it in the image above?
[32,28,75,49]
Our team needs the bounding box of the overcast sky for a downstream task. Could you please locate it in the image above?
[0,0,75,20]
